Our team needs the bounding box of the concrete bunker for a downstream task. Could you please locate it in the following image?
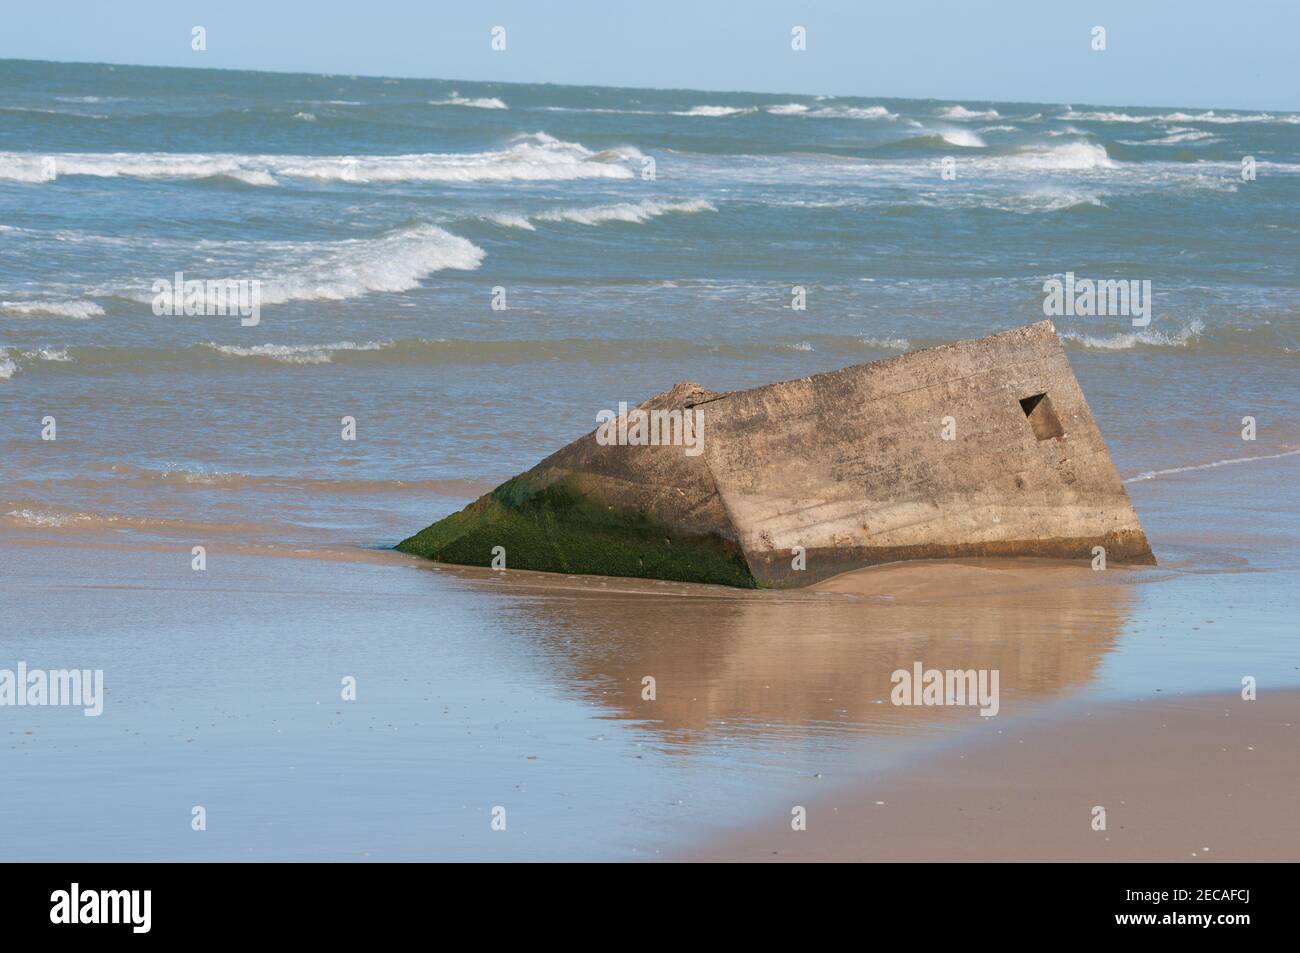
[397,321,1155,587]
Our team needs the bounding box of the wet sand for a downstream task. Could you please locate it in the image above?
[3,518,1295,860]
[686,689,1300,862]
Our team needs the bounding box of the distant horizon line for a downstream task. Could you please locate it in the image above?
[4,56,1294,117]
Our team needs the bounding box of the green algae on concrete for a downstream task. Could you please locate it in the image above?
[395,473,758,588]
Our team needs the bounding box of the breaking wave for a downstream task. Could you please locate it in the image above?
[672,105,757,117]
[934,127,986,148]
[0,134,636,185]
[983,141,1116,171]
[938,105,1000,120]
[806,104,897,120]
[488,199,716,229]
[1058,320,1205,350]
[0,299,104,319]
[430,92,507,109]
[204,341,385,364]
[0,346,73,379]
[1061,108,1300,125]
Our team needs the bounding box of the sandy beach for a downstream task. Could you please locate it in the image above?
[687,688,1300,862]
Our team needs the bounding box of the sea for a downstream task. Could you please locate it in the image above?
[1,59,1296,860]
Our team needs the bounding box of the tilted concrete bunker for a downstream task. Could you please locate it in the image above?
[397,321,1155,587]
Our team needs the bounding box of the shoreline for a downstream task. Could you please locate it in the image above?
[681,689,1300,862]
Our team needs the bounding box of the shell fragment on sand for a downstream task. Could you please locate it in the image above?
[396,320,1155,587]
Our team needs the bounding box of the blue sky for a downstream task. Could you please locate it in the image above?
[3,0,1295,110]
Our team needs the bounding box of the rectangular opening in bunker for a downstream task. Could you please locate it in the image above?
[1019,392,1064,441]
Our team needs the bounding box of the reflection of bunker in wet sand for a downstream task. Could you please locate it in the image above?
[398,321,1154,587]
[434,559,1141,742]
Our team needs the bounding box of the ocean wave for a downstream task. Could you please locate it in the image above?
[1119,128,1221,146]
[922,189,1105,214]
[938,105,1000,120]
[982,141,1115,171]
[259,224,484,303]
[204,341,385,364]
[1061,108,1299,125]
[807,105,897,120]
[4,334,941,377]
[83,463,496,497]
[1058,319,1205,350]
[874,131,987,153]
[676,103,898,120]
[934,127,986,148]
[0,346,73,379]
[1,504,268,536]
[11,323,1295,379]
[765,103,810,116]
[0,299,104,319]
[430,92,507,109]
[529,198,716,227]
[672,105,757,117]
[857,335,911,350]
[0,106,108,120]
[0,133,635,185]
[100,224,484,308]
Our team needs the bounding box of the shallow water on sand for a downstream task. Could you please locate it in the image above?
[2,454,1295,859]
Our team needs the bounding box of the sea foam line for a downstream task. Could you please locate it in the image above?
[1125,449,1300,483]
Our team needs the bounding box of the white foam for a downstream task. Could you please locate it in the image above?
[430,92,508,110]
[859,336,910,350]
[808,105,897,120]
[1059,319,1204,350]
[1125,449,1300,483]
[938,105,1000,120]
[672,105,757,117]
[204,341,386,364]
[532,199,717,227]
[1123,128,1220,146]
[121,224,483,309]
[766,103,810,115]
[486,213,536,231]
[985,141,1116,171]
[935,127,986,148]
[0,135,635,185]
[0,345,74,379]
[253,224,485,304]
[486,199,714,230]
[4,508,93,527]
[961,190,1105,213]
[0,299,104,319]
[1062,108,1297,125]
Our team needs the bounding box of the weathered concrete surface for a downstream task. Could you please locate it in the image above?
[397,321,1154,587]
